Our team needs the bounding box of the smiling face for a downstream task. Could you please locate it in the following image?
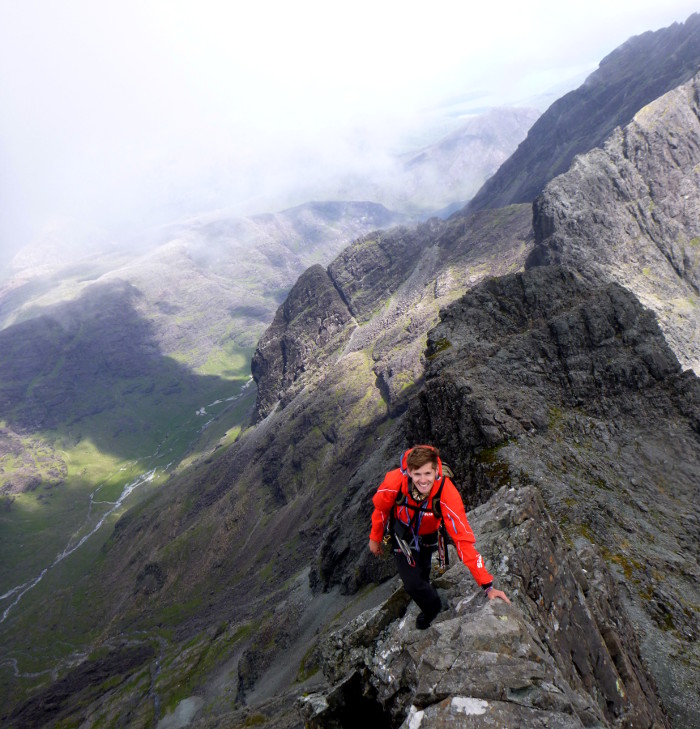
[407,462,437,496]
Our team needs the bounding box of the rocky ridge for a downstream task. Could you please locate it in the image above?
[4,22,700,729]
[143,44,700,729]
[528,72,700,373]
[310,266,700,728]
[304,486,668,729]
[467,12,700,213]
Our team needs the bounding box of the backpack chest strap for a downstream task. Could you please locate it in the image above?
[393,476,447,524]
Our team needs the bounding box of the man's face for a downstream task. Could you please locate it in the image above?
[407,463,437,495]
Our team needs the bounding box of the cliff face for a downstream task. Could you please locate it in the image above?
[251,263,355,419]
[528,72,700,373]
[467,12,700,212]
[309,266,700,728]
[252,207,533,424]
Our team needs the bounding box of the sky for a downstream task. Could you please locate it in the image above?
[0,0,698,268]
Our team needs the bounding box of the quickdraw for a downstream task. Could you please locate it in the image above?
[394,533,416,567]
[436,523,449,574]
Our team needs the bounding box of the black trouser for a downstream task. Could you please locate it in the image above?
[394,542,441,618]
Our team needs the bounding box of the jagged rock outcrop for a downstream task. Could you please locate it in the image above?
[412,266,694,469]
[303,485,668,728]
[251,264,355,419]
[527,71,700,373]
[467,12,700,213]
[253,207,533,421]
[315,266,700,727]
[412,267,700,727]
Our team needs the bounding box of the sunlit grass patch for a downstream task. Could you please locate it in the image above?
[197,343,256,380]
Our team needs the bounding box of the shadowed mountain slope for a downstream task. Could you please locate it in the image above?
[466,12,700,213]
[0,201,404,568]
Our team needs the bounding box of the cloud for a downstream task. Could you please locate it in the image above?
[0,0,698,266]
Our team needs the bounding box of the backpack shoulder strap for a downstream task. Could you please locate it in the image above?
[394,482,407,506]
[387,478,407,536]
[431,476,447,519]
[433,476,450,570]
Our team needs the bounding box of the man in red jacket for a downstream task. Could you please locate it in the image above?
[369,445,509,629]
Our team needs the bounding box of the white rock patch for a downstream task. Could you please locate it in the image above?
[451,696,488,715]
[406,705,424,728]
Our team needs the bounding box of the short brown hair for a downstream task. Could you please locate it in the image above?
[406,445,439,470]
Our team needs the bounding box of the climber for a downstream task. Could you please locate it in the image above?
[369,445,510,629]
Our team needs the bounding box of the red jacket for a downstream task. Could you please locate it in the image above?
[369,463,493,587]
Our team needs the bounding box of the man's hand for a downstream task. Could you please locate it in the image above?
[369,538,383,556]
[486,587,511,603]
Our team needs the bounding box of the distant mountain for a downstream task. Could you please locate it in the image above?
[2,200,406,339]
[392,107,541,213]
[467,12,700,212]
[326,107,539,217]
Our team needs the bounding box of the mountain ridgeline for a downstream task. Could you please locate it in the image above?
[467,12,700,213]
[2,15,700,729]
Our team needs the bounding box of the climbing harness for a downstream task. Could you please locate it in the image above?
[387,475,450,572]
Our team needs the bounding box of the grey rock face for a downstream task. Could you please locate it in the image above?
[252,207,534,423]
[528,72,700,373]
[468,13,700,213]
[408,266,700,727]
[304,486,668,728]
[311,265,699,727]
[251,264,355,420]
[416,267,686,460]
